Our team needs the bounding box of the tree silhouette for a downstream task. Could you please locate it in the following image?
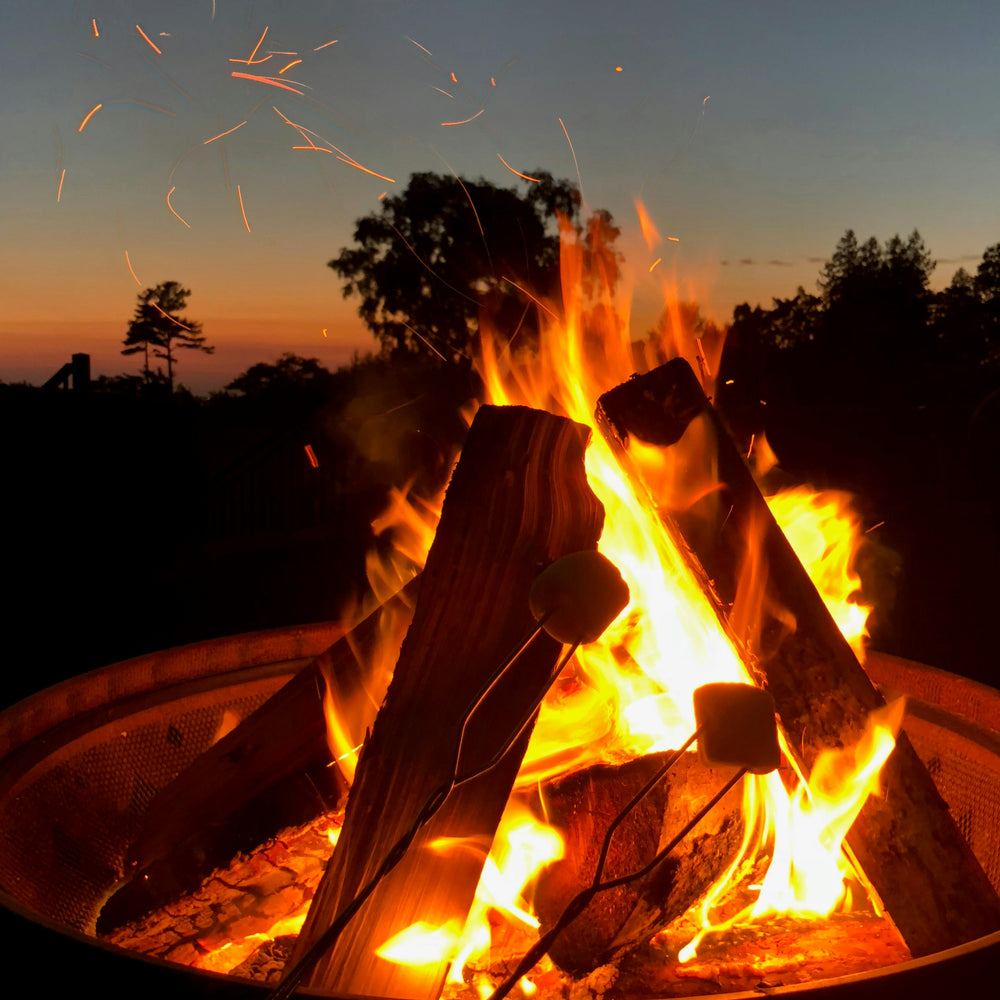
[122,282,212,392]
[329,171,617,364]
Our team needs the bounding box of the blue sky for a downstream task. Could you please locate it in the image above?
[2,1,999,390]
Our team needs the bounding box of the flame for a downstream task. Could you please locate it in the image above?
[323,210,891,979]
[766,486,872,661]
[754,698,905,917]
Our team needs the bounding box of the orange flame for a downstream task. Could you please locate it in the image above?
[327,212,890,980]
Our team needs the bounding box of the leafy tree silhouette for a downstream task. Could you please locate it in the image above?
[226,353,337,400]
[329,171,618,364]
[122,281,213,392]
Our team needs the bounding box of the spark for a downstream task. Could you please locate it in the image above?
[667,236,680,242]
[124,250,141,286]
[335,156,395,183]
[406,36,433,57]
[305,445,319,468]
[703,95,711,104]
[635,198,661,248]
[615,66,623,72]
[314,38,339,51]
[450,72,458,83]
[433,87,455,99]
[321,328,328,337]
[236,184,251,232]
[391,224,479,307]
[648,257,662,272]
[135,25,162,55]
[168,144,198,181]
[501,275,560,320]
[166,186,191,228]
[491,77,496,87]
[747,433,756,460]
[441,109,484,127]
[866,521,886,534]
[278,59,302,74]
[403,323,448,362]
[56,169,66,203]
[268,51,299,56]
[378,191,387,200]
[246,26,269,63]
[558,117,584,203]
[292,145,332,152]
[110,98,175,116]
[151,303,194,331]
[231,72,305,95]
[91,18,99,38]
[77,103,102,132]
[696,335,712,377]
[203,120,248,144]
[497,155,540,183]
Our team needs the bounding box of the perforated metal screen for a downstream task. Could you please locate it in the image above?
[0,653,998,943]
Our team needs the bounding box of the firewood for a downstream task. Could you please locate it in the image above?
[98,584,415,932]
[533,752,744,974]
[612,911,911,998]
[286,404,605,1000]
[595,359,1000,957]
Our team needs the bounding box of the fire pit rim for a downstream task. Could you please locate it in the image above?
[1,627,999,1000]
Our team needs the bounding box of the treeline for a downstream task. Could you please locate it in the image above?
[720,230,1000,415]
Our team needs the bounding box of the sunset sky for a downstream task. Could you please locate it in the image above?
[3,1,999,392]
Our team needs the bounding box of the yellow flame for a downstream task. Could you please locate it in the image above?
[767,486,872,661]
[376,920,464,966]
[323,210,889,980]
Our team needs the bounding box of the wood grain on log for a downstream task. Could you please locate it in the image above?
[595,359,1000,957]
[287,404,605,1000]
[533,752,744,974]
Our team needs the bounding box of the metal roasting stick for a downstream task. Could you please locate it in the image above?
[270,551,630,999]
[486,681,782,1000]
[268,615,563,1000]
[487,764,750,1000]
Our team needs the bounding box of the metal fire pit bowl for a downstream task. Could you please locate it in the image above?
[1,629,999,1000]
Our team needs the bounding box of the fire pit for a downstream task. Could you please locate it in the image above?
[1,627,998,999]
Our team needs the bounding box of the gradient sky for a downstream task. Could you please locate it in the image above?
[3,1,1000,392]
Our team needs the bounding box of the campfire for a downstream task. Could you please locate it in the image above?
[4,224,1000,1000]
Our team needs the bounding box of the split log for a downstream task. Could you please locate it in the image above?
[533,752,744,974]
[98,584,415,932]
[595,358,1000,957]
[287,404,605,1000]
[613,911,911,998]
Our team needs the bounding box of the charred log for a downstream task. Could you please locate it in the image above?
[595,358,1000,957]
[98,584,415,932]
[533,752,744,974]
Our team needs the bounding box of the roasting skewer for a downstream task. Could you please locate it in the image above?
[270,550,629,1000]
[488,681,780,1000]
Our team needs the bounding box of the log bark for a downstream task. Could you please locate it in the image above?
[595,358,1000,957]
[533,752,744,974]
[287,404,605,1000]
[98,585,415,932]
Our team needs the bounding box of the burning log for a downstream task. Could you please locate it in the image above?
[595,358,1000,957]
[285,404,605,1000]
[99,583,415,932]
[533,751,745,974]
